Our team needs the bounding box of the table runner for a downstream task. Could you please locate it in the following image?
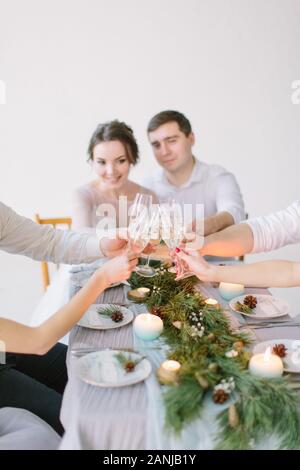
[59,272,300,450]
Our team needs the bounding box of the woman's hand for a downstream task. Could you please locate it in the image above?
[175,249,215,282]
[98,253,138,286]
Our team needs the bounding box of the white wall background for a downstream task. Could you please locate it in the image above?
[0,0,299,322]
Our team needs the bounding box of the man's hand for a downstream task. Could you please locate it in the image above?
[99,228,155,258]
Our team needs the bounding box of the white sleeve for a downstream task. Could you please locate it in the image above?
[214,171,245,224]
[246,200,300,253]
[0,202,102,264]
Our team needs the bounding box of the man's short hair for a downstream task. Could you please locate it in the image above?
[147,110,192,136]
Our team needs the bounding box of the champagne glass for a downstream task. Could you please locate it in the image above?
[129,193,153,222]
[160,199,190,279]
[128,193,153,273]
[135,204,160,277]
[128,206,151,255]
[160,199,184,250]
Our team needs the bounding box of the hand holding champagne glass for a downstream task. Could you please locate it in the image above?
[128,193,155,275]
[160,199,191,279]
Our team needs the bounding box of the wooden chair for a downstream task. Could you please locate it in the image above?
[34,214,72,291]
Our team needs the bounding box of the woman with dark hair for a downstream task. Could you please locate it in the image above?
[32,121,157,360]
[72,120,157,229]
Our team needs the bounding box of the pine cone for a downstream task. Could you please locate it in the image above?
[272,343,287,358]
[213,389,229,404]
[243,295,257,309]
[110,310,124,323]
[124,361,135,373]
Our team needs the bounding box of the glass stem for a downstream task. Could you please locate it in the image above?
[146,253,151,267]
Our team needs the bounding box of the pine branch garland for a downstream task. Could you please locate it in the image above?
[128,267,300,449]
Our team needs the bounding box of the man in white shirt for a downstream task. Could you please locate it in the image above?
[143,110,245,235]
[199,200,300,256]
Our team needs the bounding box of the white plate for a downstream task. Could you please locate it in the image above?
[76,350,152,387]
[229,294,290,319]
[253,339,300,373]
[78,304,134,330]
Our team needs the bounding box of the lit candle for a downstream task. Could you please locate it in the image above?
[218,282,245,301]
[205,298,220,308]
[249,347,283,378]
[137,287,150,297]
[157,360,181,384]
[133,313,163,341]
[127,287,150,302]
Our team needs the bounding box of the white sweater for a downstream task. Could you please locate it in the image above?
[246,200,300,253]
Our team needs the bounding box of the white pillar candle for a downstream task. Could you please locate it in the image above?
[133,313,163,341]
[249,347,283,378]
[219,282,245,301]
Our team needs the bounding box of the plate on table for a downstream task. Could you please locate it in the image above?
[253,339,300,373]
[76,350,152,387]
[78,304,134,330]
[229,294,290,319]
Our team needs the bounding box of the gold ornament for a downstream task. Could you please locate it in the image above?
[194,371,209,389]
[233,341,244,352]
[228,404,239,428]
[172,321,183,330]
[207,333,216,342]
[208,362,219,373]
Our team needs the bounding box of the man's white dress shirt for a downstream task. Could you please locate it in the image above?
[246,200,300,253]
[0,201,102,263]
[142,159,245,224]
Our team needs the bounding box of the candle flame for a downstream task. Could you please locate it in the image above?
[162,360,181,371]
[263,346,272,362]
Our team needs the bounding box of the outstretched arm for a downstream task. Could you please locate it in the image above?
[203,211,234,236]
[0,254,137,355]
[0,201,102,264]
[200,223,254,256]
[176,250,300,288]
